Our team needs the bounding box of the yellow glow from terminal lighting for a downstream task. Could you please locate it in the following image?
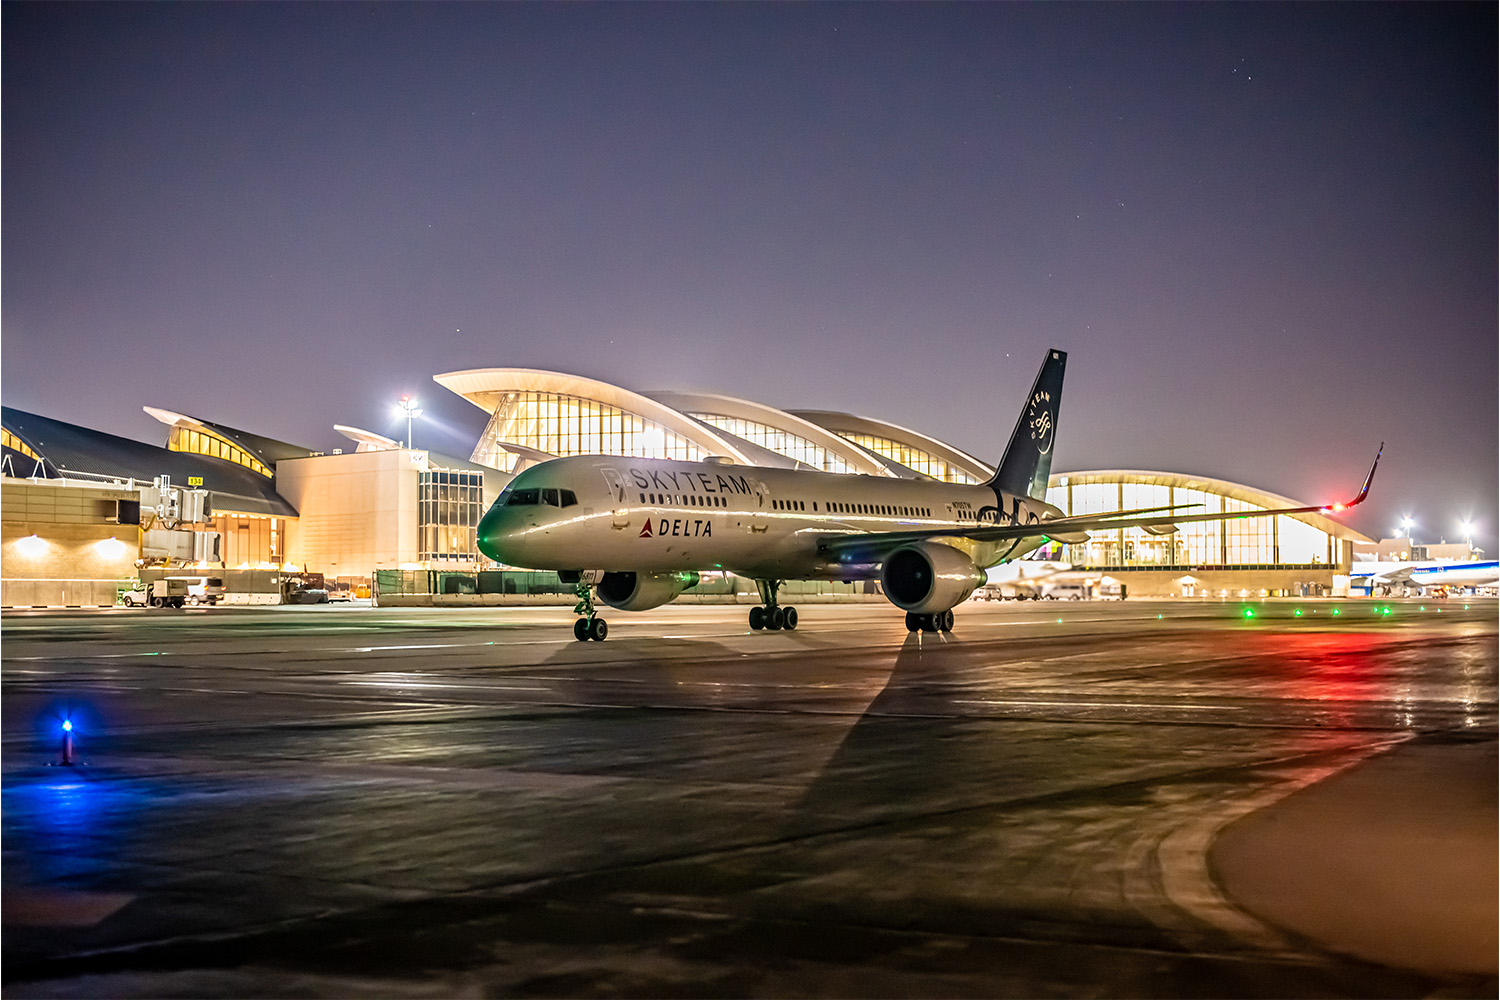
[94,537,128,558]
[15,533,48,557]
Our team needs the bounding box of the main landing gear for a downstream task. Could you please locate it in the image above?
[905,609,954,633]
[572,579,608,641]
[748,579,798,632]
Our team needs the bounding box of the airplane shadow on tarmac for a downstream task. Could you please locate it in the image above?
[785,631,1000,836]
[526,630,1028,847]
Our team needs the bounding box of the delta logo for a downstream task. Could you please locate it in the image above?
[639,518,712,538]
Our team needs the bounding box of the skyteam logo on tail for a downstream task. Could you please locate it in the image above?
[1028,390,1054,455]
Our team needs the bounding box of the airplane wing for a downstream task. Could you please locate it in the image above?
[819,445,1382,561]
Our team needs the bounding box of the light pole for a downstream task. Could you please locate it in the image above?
[1460,520,1474,554]
[1399,515,1414,540]
[397,395,422,450]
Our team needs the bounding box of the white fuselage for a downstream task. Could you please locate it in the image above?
[476,455,1055,580]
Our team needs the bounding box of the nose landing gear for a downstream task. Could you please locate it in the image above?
[573,579,608,641]
[748,579,797,631]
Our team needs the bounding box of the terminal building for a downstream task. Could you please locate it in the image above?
[3,368,1372,606]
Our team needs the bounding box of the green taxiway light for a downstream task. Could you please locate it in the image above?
[1294,608,1303,616]
[1243,608,1254,619]
[1382,607,1392,616]
[1332,608,1340,615]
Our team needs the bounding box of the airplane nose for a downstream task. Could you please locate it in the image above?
[476,502,513,561]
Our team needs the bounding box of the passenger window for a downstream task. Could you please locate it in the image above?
[542,488,560,507]
[506,489,540,506]
[560,490,577,507]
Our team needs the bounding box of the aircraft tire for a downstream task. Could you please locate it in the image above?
[749,606,766,630]
[589,618,608,641]
[766,607,784,630]
[782,606,797,630]
[940,609,954,631]
[905,612,920,632]
[574,618,590,642]
[921,614,939,633]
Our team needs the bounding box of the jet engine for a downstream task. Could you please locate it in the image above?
[596,571,701,612]
[880,542,986,614]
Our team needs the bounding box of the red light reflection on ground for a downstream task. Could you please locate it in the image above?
[1252,631,1395,691]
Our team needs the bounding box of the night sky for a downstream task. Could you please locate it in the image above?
[4,3,1495,549]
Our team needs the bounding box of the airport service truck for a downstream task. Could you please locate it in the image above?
[121,579,190,609]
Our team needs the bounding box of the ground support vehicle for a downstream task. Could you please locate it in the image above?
[121,579,190,608]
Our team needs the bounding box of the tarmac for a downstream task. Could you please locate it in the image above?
[3,598,1495,997]
[1213,732,1497,977]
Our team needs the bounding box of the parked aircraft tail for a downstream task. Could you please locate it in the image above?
[986,348,1066,501]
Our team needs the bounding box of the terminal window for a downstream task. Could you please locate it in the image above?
[420,469,484,564]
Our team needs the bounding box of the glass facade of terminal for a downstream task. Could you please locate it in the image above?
[1,428,38,462]
[838,433,980,484]
[689,414,855,473]
[473,391,707,471]
[166,426,272,478]
[419,468,485,564]
[1043,478,1338,569]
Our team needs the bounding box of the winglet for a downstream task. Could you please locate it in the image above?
[1321,443,1382,513]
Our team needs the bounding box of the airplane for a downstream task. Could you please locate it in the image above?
[476,349,1381,641]
[1352,559,1499,592]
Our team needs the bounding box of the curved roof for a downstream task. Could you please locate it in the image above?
[789,409,996,482]
[433,368,758,466]
[143,407,314,465]
[1049,469,1373,541]
[333,424,400,452]
[3,407,297,517]
[645,390,893,476]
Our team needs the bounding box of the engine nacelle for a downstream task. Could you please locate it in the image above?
[596,571,700,612]
[880,542,986,614]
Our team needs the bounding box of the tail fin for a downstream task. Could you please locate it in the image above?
[985,348,1066,501]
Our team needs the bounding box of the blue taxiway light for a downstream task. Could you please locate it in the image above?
[62,720,72,732]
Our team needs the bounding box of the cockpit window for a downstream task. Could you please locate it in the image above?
[505,486,576,508]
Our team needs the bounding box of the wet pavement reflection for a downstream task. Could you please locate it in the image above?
[2,598,1495,997]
